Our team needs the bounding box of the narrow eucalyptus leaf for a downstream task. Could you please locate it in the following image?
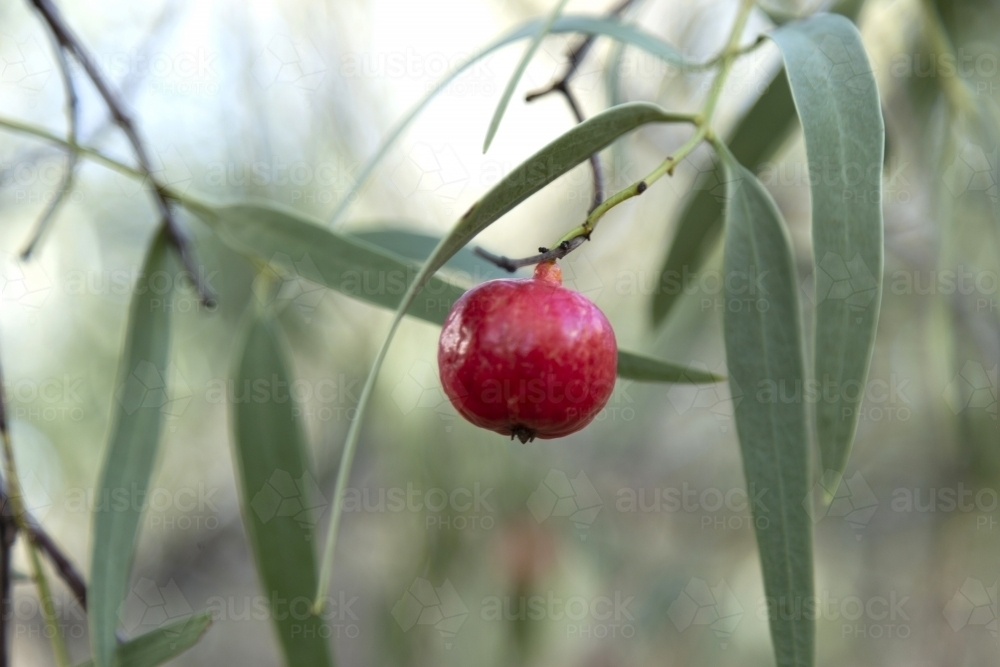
[769,13,884,480]
[76,613,212,667]
[90,228,176,667]
[231,314,333,667]
[721,152,813,667]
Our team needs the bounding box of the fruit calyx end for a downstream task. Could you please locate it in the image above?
[510,425,536,443]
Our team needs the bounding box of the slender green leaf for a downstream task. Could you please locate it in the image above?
[616,352,724,383]
[200,202,467,324]
[651,70,797,325]
[313,101,699,609]
[973,96,1000,234]
[90,229,176,667]
[720,150,813,667]
[76,613,212,667]
[194,201,714,384]
[231,313,333,667]
[483,0,571,153]
[328,14,688,225]
[769,14,884,480]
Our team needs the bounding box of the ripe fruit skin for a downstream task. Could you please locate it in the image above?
[438,261,617,442]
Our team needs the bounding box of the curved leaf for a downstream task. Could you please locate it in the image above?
[720,150,813,667]
[483,0,572,153]
[769,14,884,480]
[90,229,176,667]
[328,15,688,225]
[77,613,212,667]
[200,202,467,324]
[231,313,333,667]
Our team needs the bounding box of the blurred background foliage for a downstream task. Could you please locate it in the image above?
[0,0,996,664]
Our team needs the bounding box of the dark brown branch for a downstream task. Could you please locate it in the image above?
[0,366,8,667]
[27,0,215,308]
[527,0,635,98]
[0,507,13,667]
[474,236,587,273]
[0,352,86,612]
[524,0,636,212]
[528,81,607,212]
[25,512,86,609]
[0,485,87,612]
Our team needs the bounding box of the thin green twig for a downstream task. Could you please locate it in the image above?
[0,427,69,667]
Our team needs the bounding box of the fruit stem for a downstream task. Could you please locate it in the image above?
[532,260,563,284]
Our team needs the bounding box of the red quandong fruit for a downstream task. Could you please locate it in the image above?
[437,260,617,442]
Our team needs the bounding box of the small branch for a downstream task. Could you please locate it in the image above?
[18,500,86,609]
[0,506,13,667]
[0,381,14,667]
[528,0,636,99]
[27,0,215,308]
[528,81,606,211]
[474,236,587,273]
[0,483,87,612]
[21,27,78,260]
[524,0,636,212]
